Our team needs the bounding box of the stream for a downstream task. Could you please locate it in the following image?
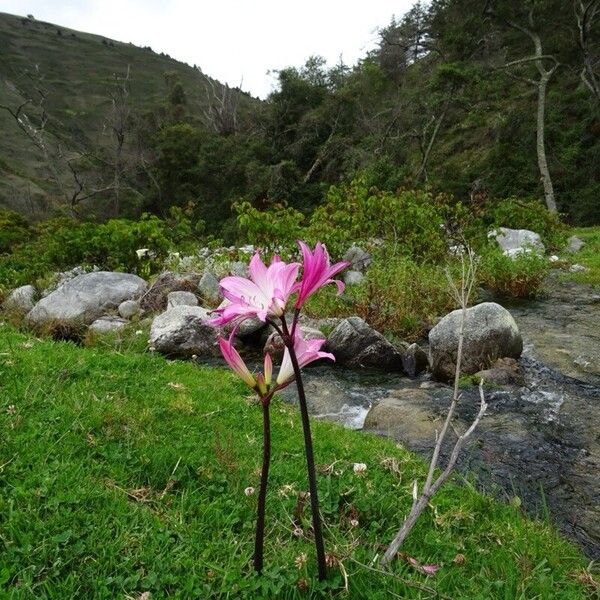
[280,276,600,558]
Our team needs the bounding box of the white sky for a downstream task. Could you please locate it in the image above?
[0,0,414,98]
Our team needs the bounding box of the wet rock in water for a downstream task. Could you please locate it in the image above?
[264,326,325,361]
[118,299,141,319]
[474,357,525,386]
[342,245,372,271]
[149,305,218,358]
[363,389,443,449]
[326,317,404,371]
[490,227,545,257]
[89,316,129,334]
[344,270,364,286]
[197,271,221,304]
[429,302,523,381]
[566,235,585,253]
[167,291,198,308]
[140,271,200,312]
[26,272,147,327]
[3,285,36,313]
[401,343,429,377]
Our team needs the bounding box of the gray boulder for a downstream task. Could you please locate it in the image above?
[198,271,221,304]
[118,299,141,319]
[490,227,545,257]
[342,245,372,271]
[4,285,36,313]
[429,302,523,380]
[149,305,219,358]
[566,235,585,253]
[26,272,147,327]
[167,291,198,308]
[401,343,429,377]
[89,316,129,334]
[325,317,404,371]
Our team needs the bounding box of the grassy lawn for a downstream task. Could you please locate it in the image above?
[563,227,600,287]
[0,325,596,599]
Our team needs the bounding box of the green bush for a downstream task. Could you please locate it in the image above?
[486,197,567,250]
[0,213,195,294]
[306,177,474,260]
[478,244,549,298]
[234,201,305,253]
[0,210,30,253]
[306,254,457,340]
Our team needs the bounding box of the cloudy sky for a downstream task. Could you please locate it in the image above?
[0,0,413,97]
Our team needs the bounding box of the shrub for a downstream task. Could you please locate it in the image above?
[0,210,30,253]
[485,197,567,250]
[305,177,473,260]
[0,213,195,294]
[305,254,457,340]
[234,201,305,253]
[478,244,549,298]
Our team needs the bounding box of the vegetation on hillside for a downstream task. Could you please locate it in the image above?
[1,0,599,231]
[0,326,595,598]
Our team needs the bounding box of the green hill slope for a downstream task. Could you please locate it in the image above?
[0,12,254,215]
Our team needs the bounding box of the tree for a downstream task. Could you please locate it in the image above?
[485,1,560,213]
[574,0,600,102]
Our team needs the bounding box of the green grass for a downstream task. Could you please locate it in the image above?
[564,227,600,287]
[0,324,596,598]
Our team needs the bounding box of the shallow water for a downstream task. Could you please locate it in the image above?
[280,278,600,558]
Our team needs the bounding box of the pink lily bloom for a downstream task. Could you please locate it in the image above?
[277,331,335,386]
[218,328,257,389]
[295,241,348,309]
[211,252,300,326]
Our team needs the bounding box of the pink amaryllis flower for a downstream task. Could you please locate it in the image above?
[276,331,335,386]
[295,241,348,309]
[218,328,257,389]
[218,326,275,394]
[211,252,300,326]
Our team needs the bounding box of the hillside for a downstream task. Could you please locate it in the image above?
[0,12,255,216]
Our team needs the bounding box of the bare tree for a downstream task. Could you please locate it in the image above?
[1,66,117,216]
[485,2,559,213]
[574,0,600,103]
[104,65,132,215]
[200,72,241,135]
[381,249,488,565]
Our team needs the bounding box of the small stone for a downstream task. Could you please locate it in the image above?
[549,255,560,263]
[402,343,429,377]
[89,316,128,334]
[230,261,248,277]
[342,245,372,271]
[167,291,199,308]
[566,235,585,253]
[198,272,221,304]
[569,264,588,273]
[118,299,140,319]
[344,270,364,286]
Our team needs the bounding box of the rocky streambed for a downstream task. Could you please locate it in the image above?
[281,278,600,558]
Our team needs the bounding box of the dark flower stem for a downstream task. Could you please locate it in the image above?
[280,317,327,581]
[253,398,271,574]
